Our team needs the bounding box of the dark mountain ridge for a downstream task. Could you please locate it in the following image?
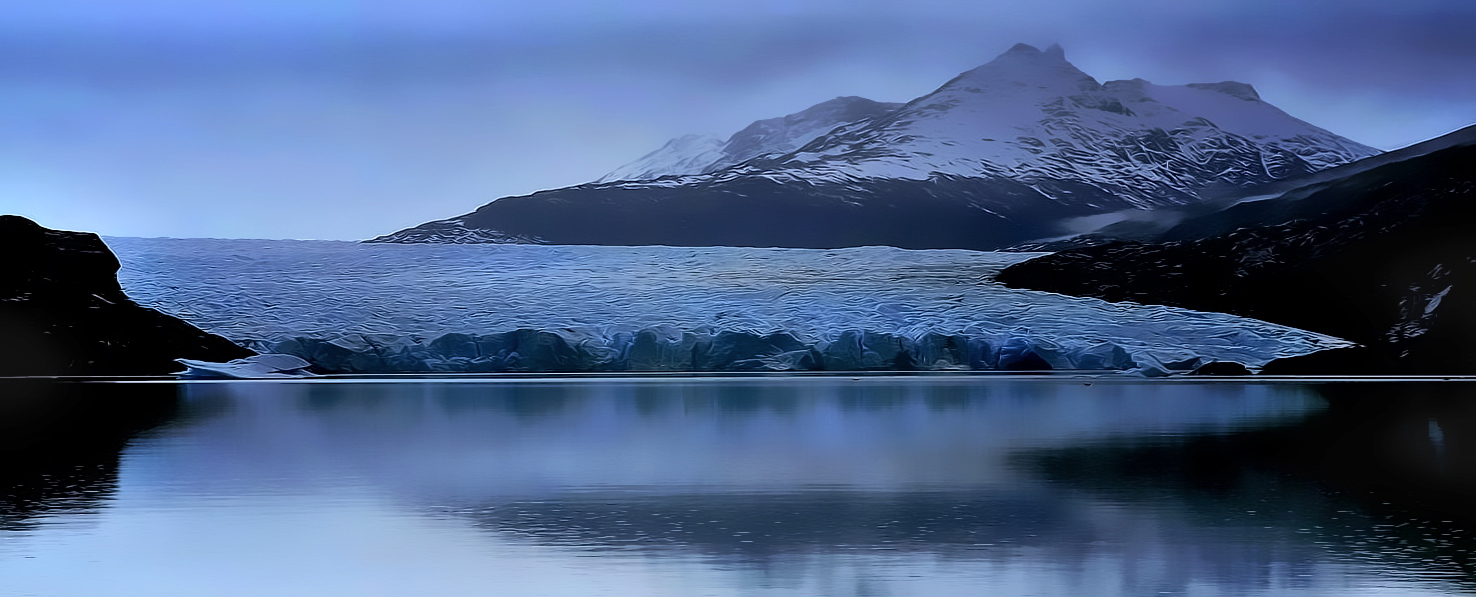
[1015,124,1476,250]
[996,125,1476,373]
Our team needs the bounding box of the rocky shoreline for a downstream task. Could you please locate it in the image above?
[0,216,252,376]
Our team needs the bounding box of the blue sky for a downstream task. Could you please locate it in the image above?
[2,0,1473,240]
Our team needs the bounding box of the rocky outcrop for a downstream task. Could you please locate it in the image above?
[995,137,1476,374]
[0,216,252,376]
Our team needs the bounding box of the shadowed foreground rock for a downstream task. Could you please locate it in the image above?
[0,216,252,376]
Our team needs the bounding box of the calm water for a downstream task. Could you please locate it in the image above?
[3,377,1476,596]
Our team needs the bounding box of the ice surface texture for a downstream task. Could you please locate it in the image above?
[109,238,1349,374]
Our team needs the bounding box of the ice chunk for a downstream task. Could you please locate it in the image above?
[176,354,316,379]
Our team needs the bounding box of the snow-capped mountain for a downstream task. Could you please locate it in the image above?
[767,43,1375,206]
[371,43,1378,249]
[597,96,903,182]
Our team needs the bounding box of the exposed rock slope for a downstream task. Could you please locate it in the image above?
[996,127,1476,373]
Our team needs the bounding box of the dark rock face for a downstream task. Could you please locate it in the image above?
[996,140,1476,374]
[0,216,252,376]
[1189,361,1252,376]
[371,175,1127,250]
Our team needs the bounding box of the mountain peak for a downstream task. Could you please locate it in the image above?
[1001,42,1066,60]
[946,42,1097,94]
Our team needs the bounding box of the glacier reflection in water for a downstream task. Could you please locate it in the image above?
[107,238,1348,373]
[2,378,1474,596]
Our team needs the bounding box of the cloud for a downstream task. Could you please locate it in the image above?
[0,0,1471,238]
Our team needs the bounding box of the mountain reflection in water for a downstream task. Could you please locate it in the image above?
[1,377,1474,596]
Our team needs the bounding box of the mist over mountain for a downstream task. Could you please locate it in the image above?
[372,44,1377,249]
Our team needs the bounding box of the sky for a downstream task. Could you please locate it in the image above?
[1,0,1473,240]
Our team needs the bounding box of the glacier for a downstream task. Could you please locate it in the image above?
[108,237,1351,374]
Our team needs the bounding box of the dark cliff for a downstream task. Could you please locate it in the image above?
[0,216,252,376]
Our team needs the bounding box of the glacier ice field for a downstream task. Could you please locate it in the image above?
[108,238,1351,374]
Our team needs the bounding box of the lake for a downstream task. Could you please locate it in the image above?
[3,377,1474,596]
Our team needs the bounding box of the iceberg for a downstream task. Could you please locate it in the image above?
[176,354,317,379]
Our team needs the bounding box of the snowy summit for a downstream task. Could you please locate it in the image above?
[374,43,1379,249]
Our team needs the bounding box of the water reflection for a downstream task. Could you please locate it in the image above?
[2,378,1474,596]
[0,380,179,533]
[1303,383,1476,512]
[1048,382,1476,591]
[1015,382,1476,593]
[153,379,1322,496]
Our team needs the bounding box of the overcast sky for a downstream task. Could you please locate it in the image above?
[2,0,1474,240]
